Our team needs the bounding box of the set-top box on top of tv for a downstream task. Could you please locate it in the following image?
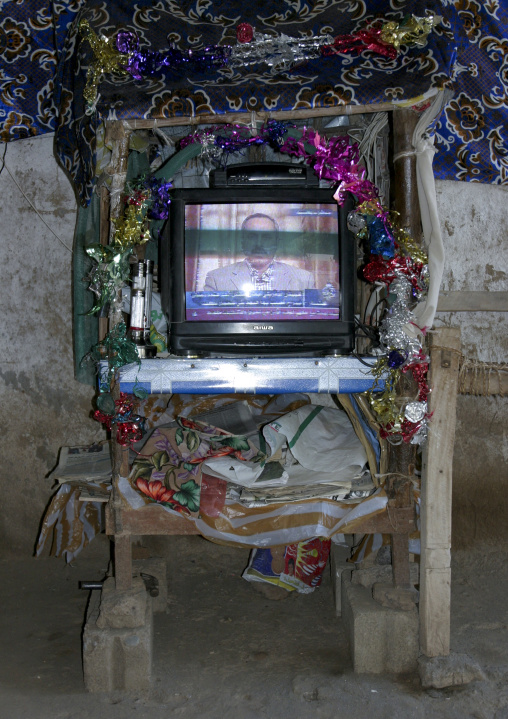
[160,163,356,357]
[210,162,319,188]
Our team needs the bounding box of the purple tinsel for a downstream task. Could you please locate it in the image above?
[116,32,230,79]
[279,128,378,205]
[146,178,173,220]
[176,121,380,205]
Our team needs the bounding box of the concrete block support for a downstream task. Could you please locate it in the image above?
[83,576,153,692]
[341,573,419,674]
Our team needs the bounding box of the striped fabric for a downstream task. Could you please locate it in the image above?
[35,484,104,563]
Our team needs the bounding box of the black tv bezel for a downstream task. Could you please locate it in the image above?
[160,187,356,357]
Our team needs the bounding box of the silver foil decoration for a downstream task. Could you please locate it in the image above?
[229,29,334,74]
[198,133,223,162]
[410,420,428,445]
[404,400,428,423]
[347,210,367,235]
[379,276,422,361]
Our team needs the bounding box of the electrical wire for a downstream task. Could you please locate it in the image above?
[364,294,388,326]
[352,351,381,369]
[354,316,380,344]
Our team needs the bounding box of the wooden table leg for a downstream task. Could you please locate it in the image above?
[420,327,461,657]
[391,533,411,588]
[114,535,132,591]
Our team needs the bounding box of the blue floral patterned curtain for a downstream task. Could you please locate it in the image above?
[0,0,507,199]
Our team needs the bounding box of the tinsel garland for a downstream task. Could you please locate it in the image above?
[85,176,173,314]
[94,391,145,447]
[85,323,146,445]
[80,15,441,110]
[87,120,431,445]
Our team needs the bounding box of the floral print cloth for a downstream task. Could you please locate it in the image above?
[130,415,264,516]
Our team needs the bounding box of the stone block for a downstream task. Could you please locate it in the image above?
[133,557,168,613]
[83,579,153,692]
[372,582,419,611]
[96,576,148,629]
[418,653,486,689]
[351,562,419,589]
[341,574,419,674]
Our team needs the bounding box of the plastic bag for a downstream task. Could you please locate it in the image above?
[242,537,331,594]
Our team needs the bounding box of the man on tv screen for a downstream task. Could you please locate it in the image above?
[203,213,315,292]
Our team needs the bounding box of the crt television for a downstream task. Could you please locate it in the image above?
[160,185,356,357]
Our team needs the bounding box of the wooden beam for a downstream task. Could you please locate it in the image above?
[420,327,461,657]
[385,106,423,590]
[105,121,131,223]
[392,107,423,244]
[438,290,508,312]
[98,184,110,342]
[106,502,415,538]
[387,477,413,588]
[124,102,396,131]
[111,504,201,536]
[459,365,508,396]
[104,121,132,329]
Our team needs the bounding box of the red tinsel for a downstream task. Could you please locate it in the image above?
[400,418,422,442]
[322,26,397,60]
[115,421,143,446]
[93,393,143,446]
[363,254,425,290]
[407,360,430,402]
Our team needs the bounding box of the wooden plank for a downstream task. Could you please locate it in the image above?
[124,102,396,130]
[438,291,508,312]
[106,502,414,539]
[114,504,201,536]
[420,327,461,657]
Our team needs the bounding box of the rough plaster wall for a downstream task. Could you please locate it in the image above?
[0,135,103,557]
[435,180,508,550]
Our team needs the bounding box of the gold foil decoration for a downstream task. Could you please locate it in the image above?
[111,203,150,251]
[357,199,384,216]
[380,14,441,52]
[369,386,402,427]
[79,19,128,109]
[395,227,428,265]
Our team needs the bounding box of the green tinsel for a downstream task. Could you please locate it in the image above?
[86,322,140,387]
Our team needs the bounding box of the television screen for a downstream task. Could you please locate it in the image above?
[183,201,340,323]
[161,185,355,357]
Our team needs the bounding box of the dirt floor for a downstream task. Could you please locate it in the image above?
[1,536,508,719]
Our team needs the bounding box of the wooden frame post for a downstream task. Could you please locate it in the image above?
[419,326,461,656]
[386,106,423,587]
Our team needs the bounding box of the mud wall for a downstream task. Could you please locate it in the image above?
[0,136,506,556]
[0,135,103,557]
